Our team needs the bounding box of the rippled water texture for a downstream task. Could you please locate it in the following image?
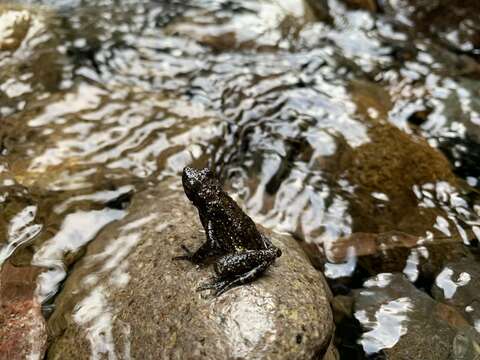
[1,0,480,358]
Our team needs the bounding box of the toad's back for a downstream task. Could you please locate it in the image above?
[182,166,267,253]
[199,181,267,252]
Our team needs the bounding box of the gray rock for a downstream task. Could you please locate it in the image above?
[47,181,335,360]
[432,259,480,333]
[354,273,480,360]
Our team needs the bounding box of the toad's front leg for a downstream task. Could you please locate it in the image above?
[197,247,281,296]
[173,220,221,264]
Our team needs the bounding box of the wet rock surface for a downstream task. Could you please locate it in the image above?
[338,122,461,235]
[165,0,330,52]
[353,273,480,360]
[0,4,62,114]
[326,231,474,282]
[0,262,47,360]
[380,0,480,57]
[340,0,377,12]
[432,259,480,333]
[0,6,31,52]
[47,181,335,360]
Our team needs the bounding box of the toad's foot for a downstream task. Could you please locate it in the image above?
[197,259,275,296]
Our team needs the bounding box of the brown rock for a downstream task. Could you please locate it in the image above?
[345,123,460,234]
[345,78,467,235]
[331,295,354,324]
[0,262,46,360]
[341,0,378,12]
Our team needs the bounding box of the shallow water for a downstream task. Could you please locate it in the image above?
[1,0,480,358]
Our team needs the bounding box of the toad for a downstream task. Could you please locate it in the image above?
[174,166,282,296]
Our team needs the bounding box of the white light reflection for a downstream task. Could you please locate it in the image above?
[82,213,158,287]
[53,185,134,214]
[0,205,42,266]
[33,208,125,303]
[363,273,394,288]
[221,290,276,359]
[73,214,161,359]
[355,297,413,355]
[73,286,117,360]
[434,215,451,237]
[0,10,30,48]
[414,181,480,244]
[324,246,356,279]
[402,249,420,282]
[435,267,471,300]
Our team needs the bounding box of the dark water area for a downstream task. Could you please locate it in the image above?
[1,0,480,358]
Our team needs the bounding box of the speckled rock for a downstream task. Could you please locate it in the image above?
[0,262,47,360]
[354,273,480,360]
[47,180,335,360]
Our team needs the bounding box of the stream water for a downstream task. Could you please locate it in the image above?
[1,0,480,358]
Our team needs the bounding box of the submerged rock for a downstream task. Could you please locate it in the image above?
[354,273,480,360]
[380,0,480,57]
[0,7,31,52]
[298,78,480,281]
[47,181,335,359]
[326,231,473,282]
[165,0,330,52]
[0,262,47,360]
[346,79,476,237]
[432,259,480,333]
[0,4,62,114]
[343,123,461,235]
[340,0,378,12]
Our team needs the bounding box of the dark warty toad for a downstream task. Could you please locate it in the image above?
[174,166,282,296]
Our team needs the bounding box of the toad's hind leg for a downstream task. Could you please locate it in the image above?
[260,233,274,249]
[198,259,275,296]
[197,248,280,296]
